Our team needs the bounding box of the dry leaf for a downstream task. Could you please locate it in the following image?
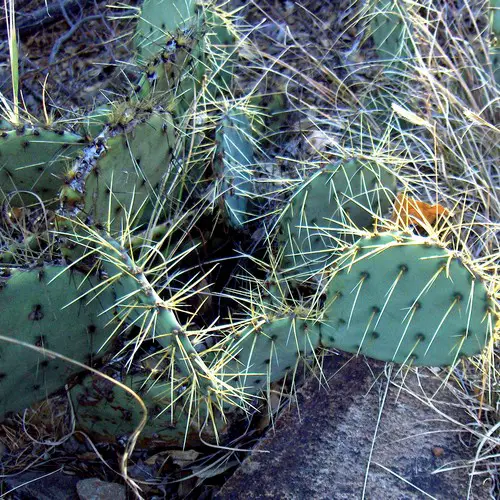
[168,449,201,467]
[392,193,449,228]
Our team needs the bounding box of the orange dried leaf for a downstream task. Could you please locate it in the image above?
[392,194,449,228]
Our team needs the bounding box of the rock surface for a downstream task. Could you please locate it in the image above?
[2,470,79,499]
[76,478,126,500]
[216,355,490,499]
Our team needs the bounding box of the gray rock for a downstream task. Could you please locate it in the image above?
[216,355,491,499]
[76,478,126,500]
[2,470,79,499]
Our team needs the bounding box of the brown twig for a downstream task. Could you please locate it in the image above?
[1,0,89,36]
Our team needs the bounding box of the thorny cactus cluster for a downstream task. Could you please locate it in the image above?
[0,0,498,454]
[370,0,499,81]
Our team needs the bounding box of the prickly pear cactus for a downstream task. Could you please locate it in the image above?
[79,104,111,138]
[277,159,396,281]
[70,372,225,447]
[133,0,206,115]
[215,109,256,229]
[218,315,319,398]
[59,110,176,228]
[0,0,497,457]
[0,265,117,417]
[134,0,236,116]
[0,127,86,206]
[370,0,413,70]
[490,0,500,84]
[204,7,237,96]
[320,231,495,366]
[134,0,200,63]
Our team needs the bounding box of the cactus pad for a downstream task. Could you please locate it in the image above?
[278,159,396,281]
[321,232,495,366]
[134,0,200,63]
[215,109,256,228]
[0,265,117,417]
[217,315,320,400]
[370,0,413,69]
[60,112,176,228]
[71,372,225,447]
[133,0,206,115]
[0,127,85,207]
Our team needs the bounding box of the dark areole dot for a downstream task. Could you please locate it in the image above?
[29,304,44,321]
[35,335,47,347]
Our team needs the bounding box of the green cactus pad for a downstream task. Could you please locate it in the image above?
[134,1,235,116]
[89,232,217,390]
[217,315,320,400]
[0,127,85,207]
[491,47,500,85]
[71,372,225,447]
[60,112,176,229]
[321,232,494,366]
[0,265,117,418]
[370,0,413,70]
[278,159,396,281]
[79,104,111,138]
[204,8,236,96]
[133,0,207,116]
[134,26,206,109]
[215,109,256,229]
[135,0,200,63]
